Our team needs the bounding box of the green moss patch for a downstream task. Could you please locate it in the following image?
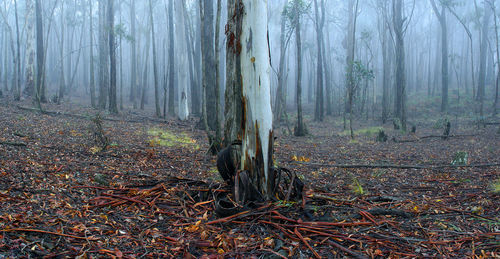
[147,128,199,150]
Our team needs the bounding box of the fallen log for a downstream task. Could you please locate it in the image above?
[0,141,27,147]
[16,105,168,124]
[392,134,476,143]
[292,161,500,170]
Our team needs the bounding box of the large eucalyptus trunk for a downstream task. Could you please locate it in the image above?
[239,0,274,200]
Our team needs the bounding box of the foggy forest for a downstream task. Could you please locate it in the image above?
[0,0,499,257]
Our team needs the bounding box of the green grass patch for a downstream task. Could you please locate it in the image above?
[147,128,199,150]
[340,126,384,137]
[492,178,500,194]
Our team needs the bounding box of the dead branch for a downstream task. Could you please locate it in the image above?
[328,240,368,259]
[1,228,98,240]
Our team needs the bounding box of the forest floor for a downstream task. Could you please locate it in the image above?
[0,99,499,258]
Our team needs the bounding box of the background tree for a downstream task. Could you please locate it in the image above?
[287,0,309,136]
[24,0,35,98]
[108,0,118,114]
[477,1,492,116]
[393,0,407,131]
[148,0,160,117]
[35,0,45,104]
[430,0,449,113]
[313,0,325,122]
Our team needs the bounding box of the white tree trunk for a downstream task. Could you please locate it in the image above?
[25,0,35,97]
[175,0,189,121]
[240,0,273,198]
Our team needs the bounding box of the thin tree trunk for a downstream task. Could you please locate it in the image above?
[167,0,175,116]
[313,0,325,122]
[13,0,21,101]
[24,0,35,97]
[148,0,160,117]
[35,0,45,106]
[89,0,96,108]
[129,0,137,108]
[394,0,406,131]
[108,0,118,114]
[176,0,189,120]
[294,0,306,136]
[58,1,65,104]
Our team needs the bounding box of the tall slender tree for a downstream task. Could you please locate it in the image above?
[89,0,96,108]
[313,0,325,122]
[430,0,449,113]
[148,0,160,117]
[477,1,492,116]
[13,0,20,101]
[35,0,46,104]
[98,0,109,109]
[108,0,118,113]
[129,0,137,108]
[24,0,35,97]
[393,0,406,130]
[167,0,175,116]
[175,0,189,120]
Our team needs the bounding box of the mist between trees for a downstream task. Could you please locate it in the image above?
[0,0,498,125]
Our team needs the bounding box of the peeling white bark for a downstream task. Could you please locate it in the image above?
[240,0,273,198]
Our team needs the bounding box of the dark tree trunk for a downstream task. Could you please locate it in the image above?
[294,0,306,136]
[224,0,243,148]
[313,0,325,122]
[108,0,118,114]
[393,0,406,131]
[430,0,448,113]
[201,0,216,130]
[148,0,160,117]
